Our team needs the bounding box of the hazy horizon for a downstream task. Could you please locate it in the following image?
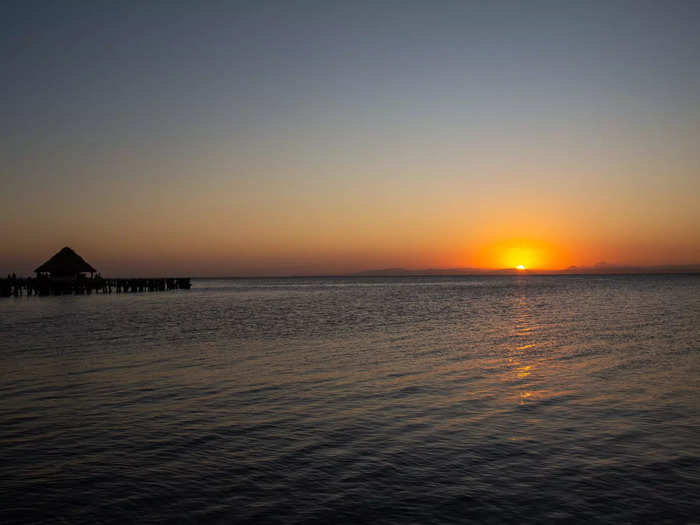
[3,1,699,276]
[5,244,700,278]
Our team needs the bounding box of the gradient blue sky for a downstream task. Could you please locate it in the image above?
[2,1,699,275]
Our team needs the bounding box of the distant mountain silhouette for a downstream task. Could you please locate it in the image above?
[557,264,700,274]
[354,267,489,276]
[354,264,700,276]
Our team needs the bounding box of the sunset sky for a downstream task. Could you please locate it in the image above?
[2,1,699,276]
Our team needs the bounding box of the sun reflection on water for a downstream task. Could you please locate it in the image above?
[509,285,538,406]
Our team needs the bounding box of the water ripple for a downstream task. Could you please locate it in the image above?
[1,275,699,523]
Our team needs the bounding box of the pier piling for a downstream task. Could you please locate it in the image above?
[0,277,191,297]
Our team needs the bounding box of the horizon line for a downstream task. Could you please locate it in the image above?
[191,263,700,279]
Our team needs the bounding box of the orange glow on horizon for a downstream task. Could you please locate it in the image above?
[473,238,569,270]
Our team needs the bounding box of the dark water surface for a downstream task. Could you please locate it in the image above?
[2,275,699,523]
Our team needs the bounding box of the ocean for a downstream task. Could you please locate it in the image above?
[1,275,699,524]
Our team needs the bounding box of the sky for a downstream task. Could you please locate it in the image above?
[2,0,699,276]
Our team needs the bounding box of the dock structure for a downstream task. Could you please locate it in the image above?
[1,276,191,297]
[1,246,191,297]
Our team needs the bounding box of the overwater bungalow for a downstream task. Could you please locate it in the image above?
[34,246,97,280]
[1,247,190,296]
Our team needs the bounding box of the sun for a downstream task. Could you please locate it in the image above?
[473,238,568,270]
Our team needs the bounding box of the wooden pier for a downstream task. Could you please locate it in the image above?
[1,246,191,297]
[0,276,191,297]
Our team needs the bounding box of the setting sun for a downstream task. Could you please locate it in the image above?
[472,238,569,270]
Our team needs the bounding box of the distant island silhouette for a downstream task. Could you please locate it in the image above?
[353,264,700,276]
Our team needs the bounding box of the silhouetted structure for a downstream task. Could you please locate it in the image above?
[1,246,191,297]
[1,276,191,297]
[35,246,96,279]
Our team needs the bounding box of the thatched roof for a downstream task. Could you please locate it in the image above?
[35,247,97,275]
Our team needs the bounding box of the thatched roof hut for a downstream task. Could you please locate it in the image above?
[35,247,97,278]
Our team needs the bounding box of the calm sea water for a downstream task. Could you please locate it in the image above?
[1,275,699,524]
